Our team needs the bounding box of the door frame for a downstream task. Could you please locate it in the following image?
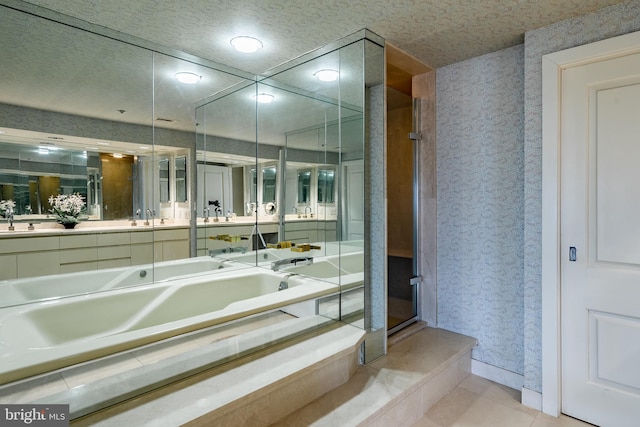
[541,30,640,417]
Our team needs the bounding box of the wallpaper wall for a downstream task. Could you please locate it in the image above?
[436,44,525,376]
[436,0,640,396]
[523,0,640,394]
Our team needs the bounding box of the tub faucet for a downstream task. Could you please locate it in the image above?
[278,274,294,291]
[7,207,14,231]
[271,256,313,272]
[203,207,210,223]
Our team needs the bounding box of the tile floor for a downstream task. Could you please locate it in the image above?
[414,374,595,427]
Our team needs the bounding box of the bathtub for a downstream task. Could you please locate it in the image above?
[0,256,238,307]
[0,266,338,384]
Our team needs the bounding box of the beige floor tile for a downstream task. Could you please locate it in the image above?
[451,396,536,427]
[481,383,539,417]
[531,412,597,427]
[457,374,493,395]
[411,417,442,427]
[423,387,480,427]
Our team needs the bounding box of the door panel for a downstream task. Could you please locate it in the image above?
[561,52,640,427]
[344,162,364,240]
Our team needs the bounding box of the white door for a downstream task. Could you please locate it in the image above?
[561,50,640,427]
[344,162,364,240]
[196,165,231,217]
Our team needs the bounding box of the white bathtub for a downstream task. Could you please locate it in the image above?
[0,257,237,306]
[0,266,338,384]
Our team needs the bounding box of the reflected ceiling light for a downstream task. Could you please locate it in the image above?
[230,36,263,53]
[314,69,339,82]
[253,93,274,104]
[97,142,111,146]
[112,153,123,158]
[174,72,201,84]
[38,148,49,155]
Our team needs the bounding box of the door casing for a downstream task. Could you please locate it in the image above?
[541,29,640,417]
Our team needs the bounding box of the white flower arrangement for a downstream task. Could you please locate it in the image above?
[48,193,86,224]
[0,199,16,217]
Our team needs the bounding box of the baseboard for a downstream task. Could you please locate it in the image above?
[471,359,524,391]
[521,387,542,411]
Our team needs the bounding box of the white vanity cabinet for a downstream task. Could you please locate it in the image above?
[0,226,190,280]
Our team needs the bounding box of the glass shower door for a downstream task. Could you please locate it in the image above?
[387,87,418,333]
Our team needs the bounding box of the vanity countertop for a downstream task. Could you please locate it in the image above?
[0,222,189,238]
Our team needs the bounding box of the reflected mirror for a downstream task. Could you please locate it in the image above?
[175,156,187,203]
[159,158,170,203]
[317,168,335,204]
[297,169,311,205]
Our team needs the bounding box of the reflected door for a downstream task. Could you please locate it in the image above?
[197,164,231,217]
[386,87,418,333]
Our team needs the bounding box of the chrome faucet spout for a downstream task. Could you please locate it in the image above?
[144,208,153,226]
[271,256,313,272]
[7,208,14,228]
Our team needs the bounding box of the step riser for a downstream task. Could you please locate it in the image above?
[361,350,471,427]
[187,350,360,426]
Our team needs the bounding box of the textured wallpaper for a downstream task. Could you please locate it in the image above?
[436,0,640,395]
[436,44,525,376]
[523,0,640,393]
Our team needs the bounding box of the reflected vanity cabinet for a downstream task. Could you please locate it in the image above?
[0,227,189,280]
[283,220,337,244]
[196,222,279,256]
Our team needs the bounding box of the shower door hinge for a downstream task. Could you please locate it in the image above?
[408,132,422,141]
[409,276,423,286]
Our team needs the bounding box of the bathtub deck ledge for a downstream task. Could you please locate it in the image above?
[71,321,365,426]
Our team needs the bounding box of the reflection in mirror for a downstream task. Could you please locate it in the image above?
[297,169,311,205]
[262,165,277,204]
[159,158,170,203]
[175,156,187,203]
[248,167,258,204]
[317,168,335,204]
[0,1,382,412]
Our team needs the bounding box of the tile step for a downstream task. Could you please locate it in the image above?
[272,324,477,426]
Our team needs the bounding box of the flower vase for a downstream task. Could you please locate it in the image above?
[62,222,77,229]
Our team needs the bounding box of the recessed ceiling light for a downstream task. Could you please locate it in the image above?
[113,153,123,158]
[253,93,274,104]
[140,146,151,150]
[230,36,263,53]
[38,148,49,154]
[314,69,339,82]
[174,72,201,84]
[97,142,111,146]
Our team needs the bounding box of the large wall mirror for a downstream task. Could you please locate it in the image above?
[0,1,383,417]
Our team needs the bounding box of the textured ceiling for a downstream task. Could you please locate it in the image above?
[0,0,631,158]
[19,0,630,72]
